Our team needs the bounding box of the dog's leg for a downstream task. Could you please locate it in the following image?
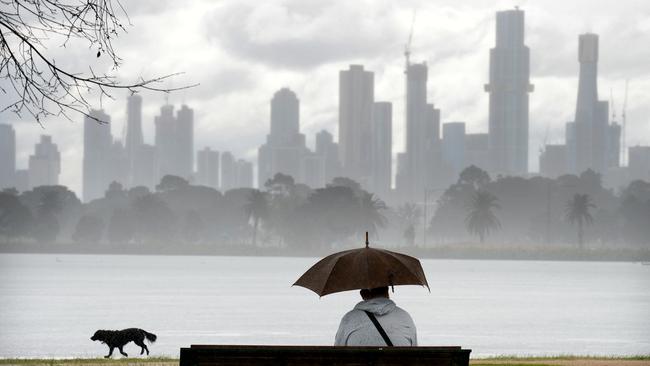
[118,346,128,357]
[144,344,149,355]
[105,347,114,359]
[134,339,147,355]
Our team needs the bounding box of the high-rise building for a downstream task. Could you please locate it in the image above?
[83,110,113,201]
[236,159,254,188]
[402,62,430,199]
[466,133,490,171]
[176,105,194,180]
[258,88,307,186]
[220,151,237,191]
[628,146,650,181]
[540,144,568,178]
[371,102,392,195]
[132,144,156,189]
[125,94,143,185]
[0,124,16,189]
[571,33,609,174]
[197,147,220,189]
[155,104,176,181]
[606,123,621,169]
[28,135,60,188]
[315,130,340,185]
[154,104,194,181]
[339,65,374,187]
[486,8,533,175]
[442,122,466,178]
[300,153,325,188]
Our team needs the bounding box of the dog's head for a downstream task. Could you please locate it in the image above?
[91,330,108,342]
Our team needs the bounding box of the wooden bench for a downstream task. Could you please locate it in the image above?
[180,345,471,366]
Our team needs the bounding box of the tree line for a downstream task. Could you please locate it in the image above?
[1,167,649,252]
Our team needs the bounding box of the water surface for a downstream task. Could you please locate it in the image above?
[0,254,648,358]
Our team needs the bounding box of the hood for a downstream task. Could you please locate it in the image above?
[353,298,396,316]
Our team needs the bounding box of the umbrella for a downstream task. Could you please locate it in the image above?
[293,232,429,296]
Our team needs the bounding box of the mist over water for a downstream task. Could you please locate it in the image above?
[1,253,648,358]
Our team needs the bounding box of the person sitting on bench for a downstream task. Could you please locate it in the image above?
[334,286,417,346]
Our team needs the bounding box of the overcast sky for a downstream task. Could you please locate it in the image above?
[3,0,650,195]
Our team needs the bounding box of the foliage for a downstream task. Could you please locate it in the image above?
[244,190,269,246]
[465,190,501,243]
[72,214,104,243]
[0,192,33,240]
[0,0,193,123]
[565,193,596,249]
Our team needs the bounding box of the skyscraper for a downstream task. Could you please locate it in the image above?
[83,110,113,202]
[154,103,194,182]
[176,105,194,180]
[258,88,307,187]
[571,33,609,174]
[28,135,60,188]
[155,104,176,181]
[339,65,374,187]
[442,122,466,177]
[402,62,429,199]
[197,147,220,189]
[220,151,237,191]
[0,124,16,189]
[315,129,340,185]
[124,94,143,184]
[371,102,392,195]
[486,8,533,175]
[236,159,254,188]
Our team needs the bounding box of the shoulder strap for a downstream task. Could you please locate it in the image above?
[363,310,393,347]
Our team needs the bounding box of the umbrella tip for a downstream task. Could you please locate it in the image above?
[365,231,369,248]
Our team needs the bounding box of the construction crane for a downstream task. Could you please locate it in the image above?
[622,80,629,166]
[404,10,416,73]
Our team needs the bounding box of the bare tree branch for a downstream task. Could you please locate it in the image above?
[0,0,197,123]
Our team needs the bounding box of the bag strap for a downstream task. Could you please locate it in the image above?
[363,310,393,347]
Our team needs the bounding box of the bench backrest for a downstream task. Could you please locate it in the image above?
[180,345,471,366]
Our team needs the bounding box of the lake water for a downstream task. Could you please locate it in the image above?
[0,254,648,358]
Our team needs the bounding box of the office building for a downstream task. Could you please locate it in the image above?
[197,148,220,189]
[371,102,392,195]
[486,8,533,175]
[83,110,113,201]
[28,135,60,188]
[339,65,374,187]
[258,88,308,186]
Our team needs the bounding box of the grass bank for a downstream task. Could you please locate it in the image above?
[1,356,649,366]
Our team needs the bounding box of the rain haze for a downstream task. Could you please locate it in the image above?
[0,0,649,363]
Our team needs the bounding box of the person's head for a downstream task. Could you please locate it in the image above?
[360,286,389,300]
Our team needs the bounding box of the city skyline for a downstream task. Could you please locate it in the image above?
[1,0,649,196]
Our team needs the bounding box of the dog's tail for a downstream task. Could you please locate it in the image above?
[143,330,157,343]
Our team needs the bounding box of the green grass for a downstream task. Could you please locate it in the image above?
[1,355,648,366]
[0,358,177,365]
[472,355,650,361]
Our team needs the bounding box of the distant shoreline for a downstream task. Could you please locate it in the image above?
[1,242,649,262]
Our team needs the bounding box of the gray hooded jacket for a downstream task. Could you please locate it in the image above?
[334,298,417,346]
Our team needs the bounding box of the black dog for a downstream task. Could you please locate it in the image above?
[91,328,157,358]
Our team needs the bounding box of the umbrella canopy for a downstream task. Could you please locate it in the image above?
[293,233,429,296]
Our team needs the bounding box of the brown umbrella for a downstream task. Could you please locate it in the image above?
[293,233,429,296]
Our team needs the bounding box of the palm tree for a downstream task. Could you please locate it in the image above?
[244,190,269,246]
[465,190,501,243]
[397,203,422,247]
[565,193,595,250]
[358,192,387,238]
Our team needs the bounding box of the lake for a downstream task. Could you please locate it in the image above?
[0,254,648,358]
